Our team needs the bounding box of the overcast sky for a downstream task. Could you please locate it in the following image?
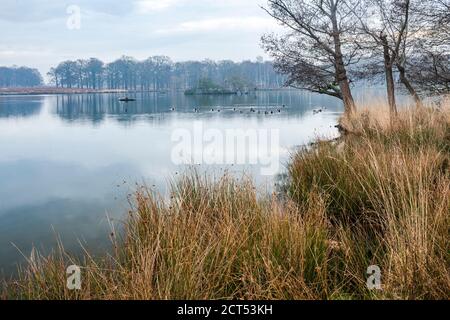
[0,0,280,75]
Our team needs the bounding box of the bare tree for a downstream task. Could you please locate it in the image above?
[352,25,399,114]
[406,0,450,94]
[262,0,362,115]
[389,0,424,108]
[353,0,410,114]
[353,0,425,109]
[48,56,284,91]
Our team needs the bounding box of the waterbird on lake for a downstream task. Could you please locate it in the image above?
[119,97,136,102]
[313,108,323,114]
[170,107,175,111]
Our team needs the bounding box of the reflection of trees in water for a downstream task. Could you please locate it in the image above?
[55,95,106,124]
[52,91,344,125]
[0,99,42,118]
[54,93,172,125]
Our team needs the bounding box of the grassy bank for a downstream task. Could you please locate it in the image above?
[2,101,449,300]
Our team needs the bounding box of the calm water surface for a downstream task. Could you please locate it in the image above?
[0,90,344,275]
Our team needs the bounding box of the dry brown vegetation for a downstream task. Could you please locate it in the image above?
[2,100,449,300]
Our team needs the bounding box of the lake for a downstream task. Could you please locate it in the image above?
[0,90,344,275]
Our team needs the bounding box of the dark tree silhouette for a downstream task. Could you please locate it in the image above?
[352,0,421,113]
[47,56,285,92]
[406,0,450,94]
[0,66,42,87]
[261,0,363,115]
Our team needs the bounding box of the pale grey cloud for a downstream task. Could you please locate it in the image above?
[155,17,278,35]
[0,0,133,21]
[134,0,180,13]
[0,0,273,77]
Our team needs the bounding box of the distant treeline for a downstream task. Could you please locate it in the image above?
[0,66,43,87]
[47,56,286,91]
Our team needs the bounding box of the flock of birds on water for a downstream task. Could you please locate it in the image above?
[119,98,326,115]
[168,105,326,115]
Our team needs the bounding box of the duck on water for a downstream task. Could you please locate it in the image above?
[119,97,136,102]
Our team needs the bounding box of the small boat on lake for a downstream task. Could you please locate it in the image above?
[119,97,136,102]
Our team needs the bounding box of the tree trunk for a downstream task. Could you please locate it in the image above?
[397,64,424,108]
[331,6,356,115]
[382,36,397,115]
[385,65,397,115]
[335,55,356,115]
[340,77,356,114]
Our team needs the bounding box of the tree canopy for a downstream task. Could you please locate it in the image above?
[48,56,286,91]
[0,66,43,87]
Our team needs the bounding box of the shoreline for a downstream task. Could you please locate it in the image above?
[0,87,295,97]
[0,88,143,96]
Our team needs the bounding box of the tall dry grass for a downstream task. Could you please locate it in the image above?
[290,100,450,299]
[2,100,449,300]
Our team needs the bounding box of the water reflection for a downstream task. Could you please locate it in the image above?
[50,90,343,124]
[0,90,343,276]
[0,96,42,118]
